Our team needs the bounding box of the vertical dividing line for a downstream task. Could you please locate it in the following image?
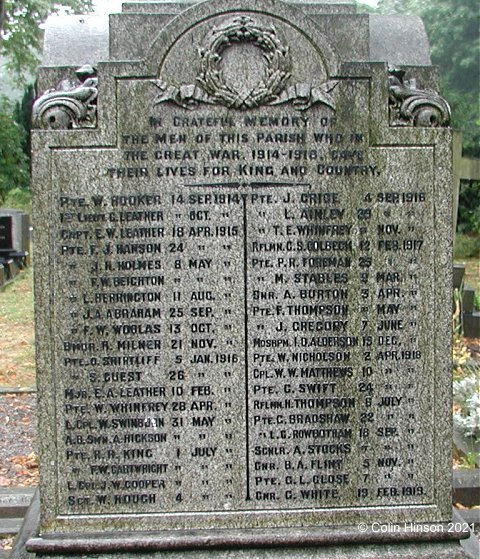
[243,194,250,501]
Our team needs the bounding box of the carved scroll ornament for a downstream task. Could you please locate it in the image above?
[32,65,98,130]
[153,16,338,112]
[388,67,451,127]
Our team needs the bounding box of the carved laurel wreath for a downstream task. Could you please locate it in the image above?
[152,16,338,112]
[196,16,291,109]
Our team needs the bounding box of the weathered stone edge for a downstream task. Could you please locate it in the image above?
[27,524,470,554]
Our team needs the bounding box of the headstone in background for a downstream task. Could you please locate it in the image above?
[0,208,30,281]
[0,215,14,251]
[0,210,31,268]
[453,264,480,338]
[18,211,31,257]
[24,1,471,558]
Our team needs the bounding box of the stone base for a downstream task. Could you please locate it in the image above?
[11,492,475,559]
[15,542,473,559]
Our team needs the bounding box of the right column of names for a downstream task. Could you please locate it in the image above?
[246,147,434,509]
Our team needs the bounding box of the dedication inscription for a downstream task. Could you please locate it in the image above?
[31,0,453,540]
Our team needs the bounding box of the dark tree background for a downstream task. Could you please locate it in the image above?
[0,0,93,83]
[0,1,93,207]
[358,0,479,157]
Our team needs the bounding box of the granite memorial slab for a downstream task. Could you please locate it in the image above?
[24,0,471,557]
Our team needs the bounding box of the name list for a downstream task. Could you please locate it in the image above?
[54,86,433,516]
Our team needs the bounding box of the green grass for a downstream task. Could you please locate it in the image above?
[0,266,33,317]
[2,188,32,212]
[462,258,480,295]
[0,267,36,388]
[454,233,480,260]
[454,234,480,302]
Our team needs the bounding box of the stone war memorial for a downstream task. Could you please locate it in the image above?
[22,0,473,557]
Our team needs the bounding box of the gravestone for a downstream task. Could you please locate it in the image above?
[25,1,471,558]
[0,215,19,280]
[0,210,31,267]
[0,215,14,251]
[0,210,30,252]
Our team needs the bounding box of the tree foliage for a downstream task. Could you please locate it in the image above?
[0,2,92,206]
[0,0,93,85]
[421,0,479,156]
[457,180,480,235]
[375,0,420,14]
[373,0,480,156]
[0,97,30,203]
[13,83,34,156]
